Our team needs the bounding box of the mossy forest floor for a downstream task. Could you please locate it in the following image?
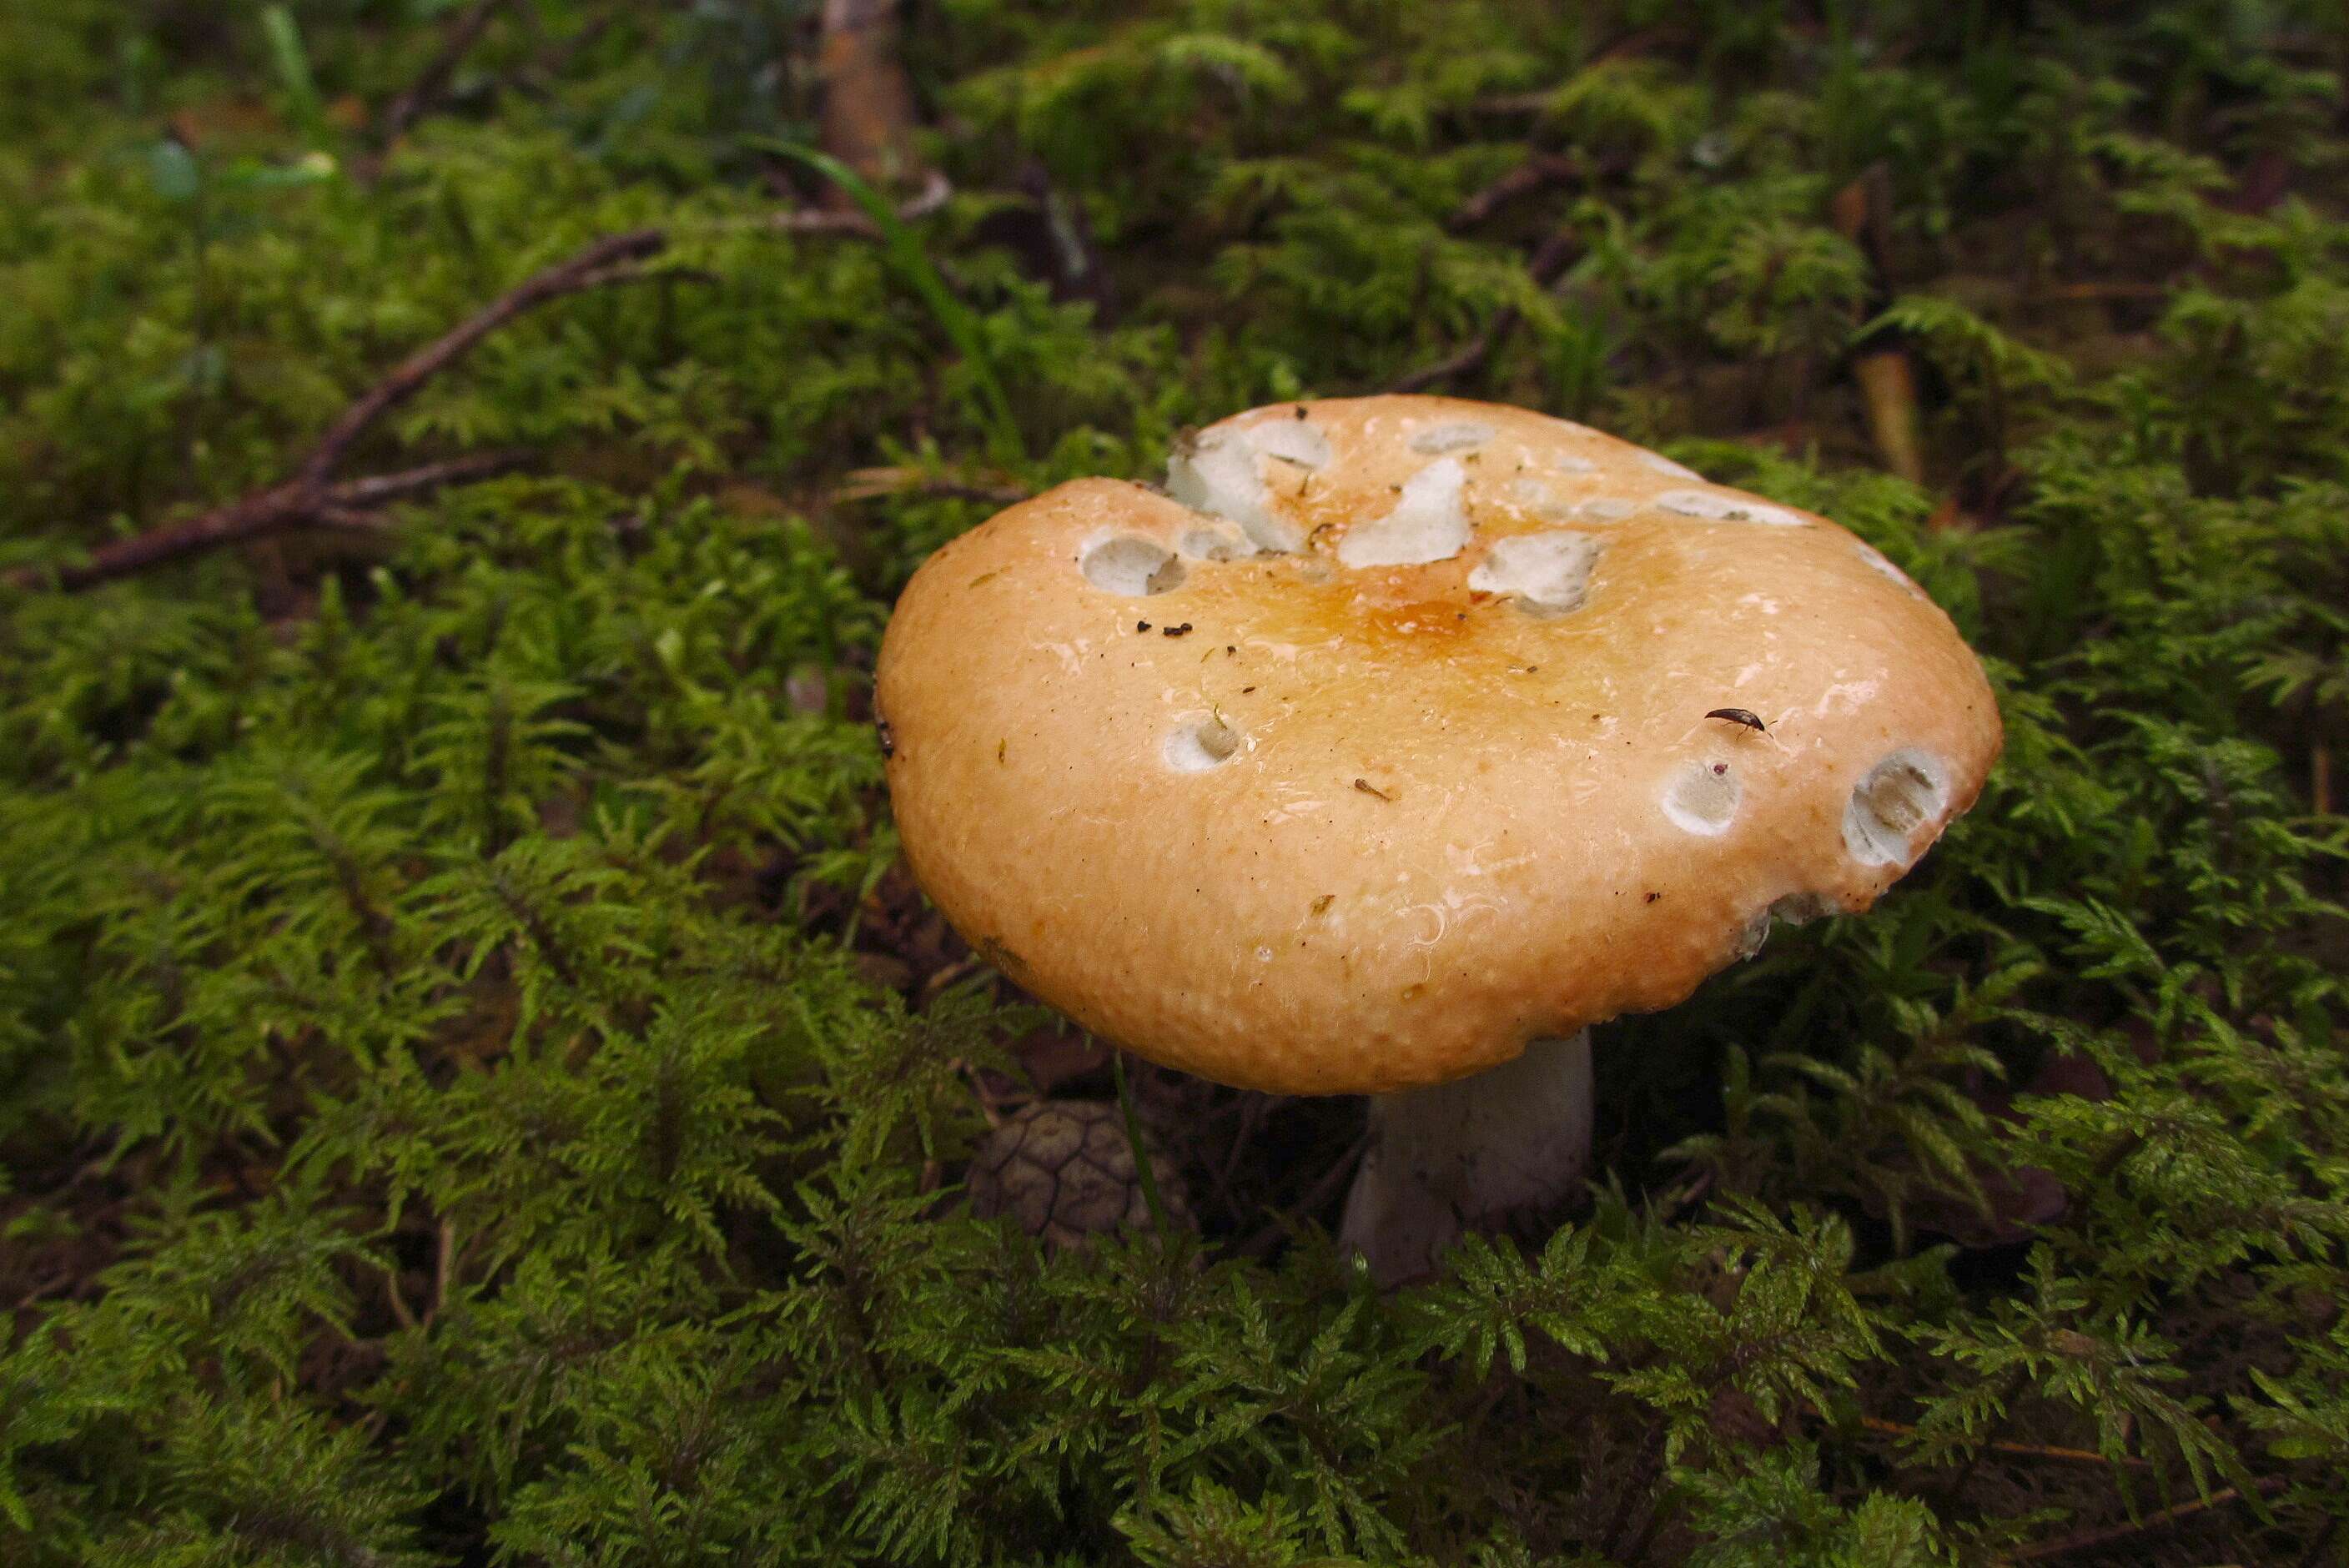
[3,3,2349,1564]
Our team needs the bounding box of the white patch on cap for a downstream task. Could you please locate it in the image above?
[1176,522,1253,561]
[1843,749,1950,866]
[1652,488,1803,527]
[1738,891,1842,960]
[1468,530,1602,615]
[1510,478,1566,516]
[1164,716,1240,772]
[1855,542,1923,593]
[1168,429,1306,553]
[1639,451,1703,480]
[1577,496,1637,522]
[1249,415,1332,470]
[1335,457,1471,568]
[1768,892,1838,925]
[1080,535,1185,596]
[1408,420,1494,455]
[1662,760,1741,836]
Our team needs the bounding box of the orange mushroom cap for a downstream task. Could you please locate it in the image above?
[878,395,2001,1094]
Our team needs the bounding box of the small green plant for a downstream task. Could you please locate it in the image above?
[1,3,2346,1563]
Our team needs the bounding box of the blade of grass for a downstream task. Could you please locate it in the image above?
[752,138,1023,464]
[1111,1049,1173,1244]
[260,7,329,146]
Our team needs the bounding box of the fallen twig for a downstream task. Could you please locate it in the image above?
[2025,280,2170,304]
[323,450,531,510]
[1857,1415,2155,1471]
[18,152,956,594]
[11,229,668,593]
[772,145,1022,461]
[12,1269,81,1312]
[1217,1093,1295,1194]
[299,228,666,489]
[429,1217,456,1325]
[513,4,620,99]
[772,169,952,239]
[381,1261,420,1334]
[1231,1133,1369,1260]
[832,461,1025,507]
[1446,153,1582,232]
[1390,224,1582,393]
[1598,1421,1672,1563]
[2003,1475,2289,1563]
[375,0,516,153]
[1650,1166,1714,1224]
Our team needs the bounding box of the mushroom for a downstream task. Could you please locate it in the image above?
[876,395,2001,1284]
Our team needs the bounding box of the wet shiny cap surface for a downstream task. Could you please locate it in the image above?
[876,395,2003,1094]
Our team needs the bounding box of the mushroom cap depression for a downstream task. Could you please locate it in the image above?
[876,396,2001,1095]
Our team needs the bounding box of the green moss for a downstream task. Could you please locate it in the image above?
[2,2,2346,1562]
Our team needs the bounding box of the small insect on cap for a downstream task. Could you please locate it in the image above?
[876,395,2002,1096]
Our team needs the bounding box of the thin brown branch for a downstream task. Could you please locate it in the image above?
[509,4,621,101]
[1391,316,1520,395]
[324,451,531,509]
[2004,1475,2290,1563]
[1217,1093,1294,1193]
[772,170,952,239]
[313,505,394,532]
[1390,225,1582,394]
[772,209,878,239]
[23,485,313,592]
[1650,1165,1714,1224]
[377,0,516,151]
[1446,153,1582,232]
[20,168,909,596]
[1231,1133,1368,1260]
[1857,1415,2155,1471]
[429,1218,456,1325]
[1597,1420,1672,1561]
[13,1269,82,1311]
[382,1262,420,1334]
[13,233,666,593]
[298,227,667,488]
[832,462,1025,507]
[2025,280,2170,304]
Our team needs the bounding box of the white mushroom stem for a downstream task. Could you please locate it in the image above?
[1336,1030,1593,1287]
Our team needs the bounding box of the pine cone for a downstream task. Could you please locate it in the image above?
[966,1101,1192,1249]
